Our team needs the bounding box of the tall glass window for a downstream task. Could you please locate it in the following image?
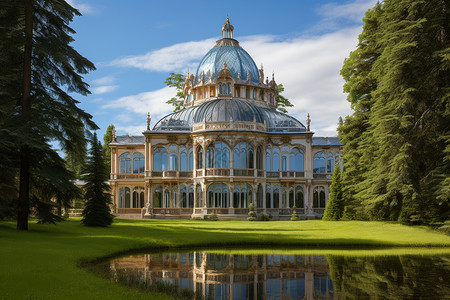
[188,185,194,208]
[257,184,263,208]
[295,185,304,208]
[281,154,287,171]
[118,187,131,208]
[313,187,326,208]
[180,185,187,208]
[153,184,162,208]
[327,153,334,173]
[273,185,280,208]
[180,147,187,171]
[233,143,253,168]
[232,184,252,208]
[207,183,229,208]
[313,152,326,173]
[153,148,168,171]
[119,152,131,173]
[169,153,178,171]
[256,147,263,169]
[207,142,230,168]
[132,153,145,173]
[266,150,271,171]
[281,189,287,208]
[196,184,202,207]
[272,148,280,172]
[266,184,272,208]
[164,188,170,208]
[188,148,194,171]
[289,148,304,171]
[197,147,203,169]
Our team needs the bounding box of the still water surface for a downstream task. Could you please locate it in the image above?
[89,249,450,299]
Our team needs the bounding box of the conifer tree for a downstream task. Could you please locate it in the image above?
[0,0,97,229]
[81,133,114,227]
[339,0,449,223]
[323,166,344,221]
[103,124,114,176]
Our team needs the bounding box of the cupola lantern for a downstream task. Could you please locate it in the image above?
[222,14,234,39]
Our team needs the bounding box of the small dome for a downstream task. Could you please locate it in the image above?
[153,99,306,133]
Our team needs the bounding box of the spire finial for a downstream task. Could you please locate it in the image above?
[306,113,311,131]
[222,14,234,39]
[111,125,116,142]
[147,112,151,130]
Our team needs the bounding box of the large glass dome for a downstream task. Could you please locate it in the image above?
[194,43,260,85]
[153,99,306,133]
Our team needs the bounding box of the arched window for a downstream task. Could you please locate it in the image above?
[252,89,256,99]
[171,186,178,208]
[140,191,145,208]
[246,87,250,98]
[180,185,187,208]
[266,184,272,208]
[188,185,194,208]
[153,184,162,208]
[207,183,229,208]
[133,153,145,173]
[281,154,287,171]
[169,153,178,171]
[289,148,304,171]
[273,185,280,208]
[196,184,202,207]
[188,148,194,171]
[281,189,287,208]
[295,185,304,208]
[256,147,263,169]
[233,143,253,168]
[153,148,168,171]
[257,184,263,208]
[232,184,252,208]
[272,148,280,172]
[164,188,170,208]
[269,94,274,105]
[327,153,334,173]
[313,186,326,208]
[133,190,139,208]
[313,152,326,173]
[179,147,187,171]
[207,142,230,168]
[289,190,294,208]
[197,147,203,169]
[118,187,131,208]
[119,152,131,173]
[266,150,271,171]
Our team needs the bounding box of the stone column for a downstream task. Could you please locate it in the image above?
[193,140,198,176]
[305,137,312,179]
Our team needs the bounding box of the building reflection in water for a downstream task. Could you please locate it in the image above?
[109,252,335,299]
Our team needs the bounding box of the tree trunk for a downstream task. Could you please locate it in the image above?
[17,0,33,230]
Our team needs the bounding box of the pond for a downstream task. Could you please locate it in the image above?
[88,249,450,299]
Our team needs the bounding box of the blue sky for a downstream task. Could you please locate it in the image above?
[67,0,377,138]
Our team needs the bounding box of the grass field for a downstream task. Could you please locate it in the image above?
[1,218,449,299]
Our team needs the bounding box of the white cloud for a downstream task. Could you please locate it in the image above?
[92,85,119,95]
[315,0,377,30]
[66,0,96,15]
[91,76,116,86]
[110,38,216,72]
[103,86,175,125]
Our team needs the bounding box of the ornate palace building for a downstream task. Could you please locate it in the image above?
[108,17,341,219]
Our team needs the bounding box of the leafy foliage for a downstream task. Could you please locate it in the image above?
[103,124,114,176]
[323,166,344,221]
[81,133,113,227]
[339,0,449,223]
[247,202,257,221]
[165,73,186,112]
[290,206,299,221]
[276,84,293,113]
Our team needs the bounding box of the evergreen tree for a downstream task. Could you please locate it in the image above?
[323,166,344,221]
[290,206,299,221]
[339,0,449,223]
[81,133,113,227]
[103,124,114,176]
[247,202,257,221]
[0,0,97,230]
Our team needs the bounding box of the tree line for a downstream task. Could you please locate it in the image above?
[324,0,449,224]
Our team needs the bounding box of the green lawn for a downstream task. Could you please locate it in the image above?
[0,218,449,299]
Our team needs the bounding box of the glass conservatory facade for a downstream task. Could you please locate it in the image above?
[108,17,341,219]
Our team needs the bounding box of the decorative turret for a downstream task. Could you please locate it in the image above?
[222,14,234,39]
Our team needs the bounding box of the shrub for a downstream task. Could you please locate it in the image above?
[204,214,218,221]
[259,213,271,221]
[247,202,257,221]
[291,206,299,221]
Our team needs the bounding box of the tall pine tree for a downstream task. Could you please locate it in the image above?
[82,133,113,227]
[339,0,449,223]
[0,0,97,229]
[323,166,344,221]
